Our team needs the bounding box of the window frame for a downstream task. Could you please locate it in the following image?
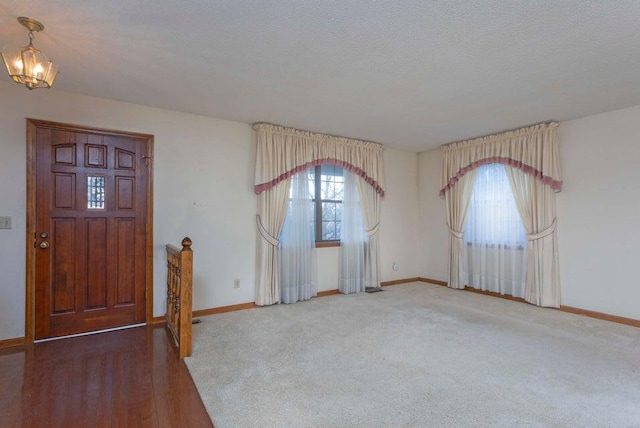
[312,164,342,245]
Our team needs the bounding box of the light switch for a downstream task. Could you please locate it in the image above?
[0,217,12,229]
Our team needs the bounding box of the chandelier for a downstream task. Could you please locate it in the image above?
[2,17,59,90]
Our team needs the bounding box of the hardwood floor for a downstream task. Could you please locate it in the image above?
[0,326,213,428]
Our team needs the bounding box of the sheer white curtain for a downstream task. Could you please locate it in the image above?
[339,170,366,294]
[463,164,528,298]
[278,170,317,304]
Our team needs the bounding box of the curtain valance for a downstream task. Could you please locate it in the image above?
[440,122,562,198]
[253,123,386,197]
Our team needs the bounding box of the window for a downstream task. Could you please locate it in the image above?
[87,176,105,209]
[464,163,526,248]
[463,163,528,297]
[293,165,344,242]
[314,164,344,242]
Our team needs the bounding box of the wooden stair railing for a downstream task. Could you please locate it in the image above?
[165,237,193,358]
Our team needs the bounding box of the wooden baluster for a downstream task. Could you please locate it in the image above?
[165,237,193,358]
[166,258,174,331]
[166,250,179,346]
[172,261,179,334]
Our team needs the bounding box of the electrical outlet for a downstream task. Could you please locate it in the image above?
[0,217,11,229]
[234,279,240,289]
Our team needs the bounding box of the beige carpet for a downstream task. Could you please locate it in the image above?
[185,283,640,428]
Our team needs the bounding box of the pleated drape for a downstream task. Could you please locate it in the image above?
[445,170,478,289]
[505,167,561,307]
[255,180,291,306]
[356,176,382,289]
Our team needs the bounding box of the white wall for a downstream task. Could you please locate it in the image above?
[418,106,640,320]
[0,81,420,340]
[418,148,448,282]
[379,148,420,280]
[557,106,640,319]
[0,81,257,341]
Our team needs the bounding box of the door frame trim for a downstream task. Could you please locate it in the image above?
[25,119,154,343]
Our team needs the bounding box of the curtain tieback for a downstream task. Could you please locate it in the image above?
[448,227,463,240]
[366,222,380,237]
[527,217,557,241]
[256,215,280,247]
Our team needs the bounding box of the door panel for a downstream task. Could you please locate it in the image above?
[32,121,151,339]
[52,218,76,314]
[54,174,75,208]
[115,218,135,306]
[85,218,107,309]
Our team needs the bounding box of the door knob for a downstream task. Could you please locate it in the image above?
[39,241,50,249]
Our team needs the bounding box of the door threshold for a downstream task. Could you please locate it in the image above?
[35,323,147,343]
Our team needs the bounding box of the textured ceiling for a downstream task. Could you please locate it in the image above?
[1,1,640,151]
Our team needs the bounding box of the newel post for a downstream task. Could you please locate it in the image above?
[179,237,193,357]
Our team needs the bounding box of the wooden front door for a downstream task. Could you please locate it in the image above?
[29,120,153,340]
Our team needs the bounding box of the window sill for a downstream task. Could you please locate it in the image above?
[315,241,340,248]
[465,242,525,251]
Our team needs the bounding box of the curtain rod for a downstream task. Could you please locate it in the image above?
[253,122,384,148]
[442,120,559,148]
